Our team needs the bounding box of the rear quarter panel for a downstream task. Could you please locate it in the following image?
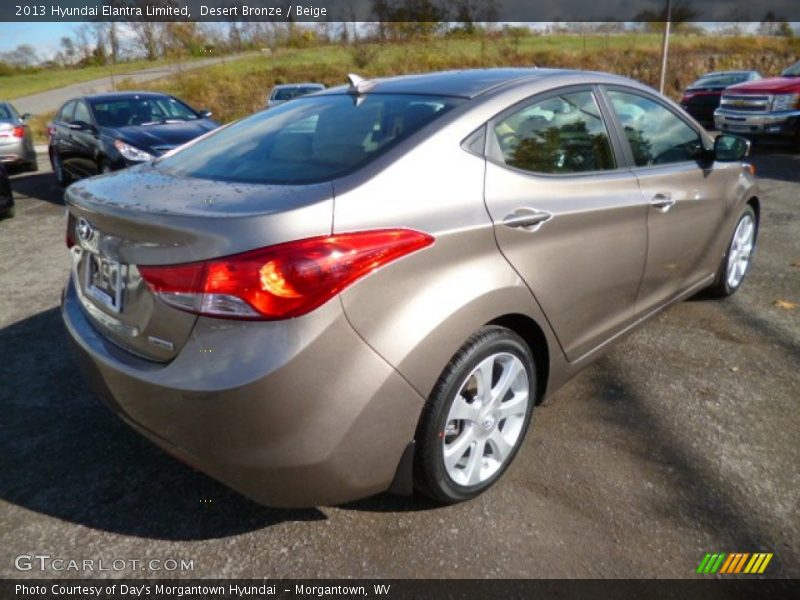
[333,118,562,402]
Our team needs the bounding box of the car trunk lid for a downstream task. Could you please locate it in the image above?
[65,165,334,362]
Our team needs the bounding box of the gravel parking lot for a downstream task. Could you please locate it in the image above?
[0,148,798,579]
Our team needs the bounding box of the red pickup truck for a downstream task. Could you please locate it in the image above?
[715,60,800,147]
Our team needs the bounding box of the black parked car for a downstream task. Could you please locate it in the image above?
[48,92,218,186]
[680,71,761,126]
[0,163,14,219]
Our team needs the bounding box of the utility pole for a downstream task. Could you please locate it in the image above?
[659,0,673,94]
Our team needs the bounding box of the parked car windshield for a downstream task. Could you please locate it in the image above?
[157,93,464,185]
[690,73,752,88]
[781,62,800,77]
[90,96,199,127]
[272,86,323,101]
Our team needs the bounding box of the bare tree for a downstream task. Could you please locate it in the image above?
[130,22,164,60]
[73,24,94,64]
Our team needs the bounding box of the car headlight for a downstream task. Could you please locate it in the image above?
[771,93,800,112]
[113,139,154,162]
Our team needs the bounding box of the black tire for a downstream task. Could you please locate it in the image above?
[1,206,14,219]
[414,325,536,504]
[27,154,38,173]
[707,205,758,298]
[98,159,112,175]
[52,151,71,187]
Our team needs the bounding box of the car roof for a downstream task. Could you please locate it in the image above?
[272,83,325,89]
[699,71,756,77]
[319,68,631,99]
[76,91,173,103]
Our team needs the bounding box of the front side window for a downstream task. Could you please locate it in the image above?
[73,101,92,124]
[607,90,703,167]
[492,90,615,174]
[59,101,76,123]
[157,93,463,185]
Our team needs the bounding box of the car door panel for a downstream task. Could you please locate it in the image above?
[632,163,729,312]
[483,88,649,362]
[70,101,99,176]
[601,87,734,314]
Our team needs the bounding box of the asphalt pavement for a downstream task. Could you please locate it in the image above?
[0,149,797,579]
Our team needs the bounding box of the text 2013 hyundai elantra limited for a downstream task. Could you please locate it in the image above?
[62,69,758,507]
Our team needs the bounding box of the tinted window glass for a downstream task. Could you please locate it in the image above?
[157,93,463,185]
[73,101,92,123]
[0,104,12,119]
[607,90,702,166]
[59,101,76,123]
[781,61,800,77]
[90,96,198,127]
[691,73,751,88]
[492,90,615,174]
[272,86,322,101]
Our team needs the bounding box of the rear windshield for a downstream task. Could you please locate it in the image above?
[90,96,199,127]
[272,86,323,101]
[0,104,14,119]
[691,73,752,88]
[157,93,464,185]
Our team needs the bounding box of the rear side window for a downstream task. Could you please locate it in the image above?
[492,90,615,174]
[158,93,463,185]
[607,90,702,166]
[0,104,12,119]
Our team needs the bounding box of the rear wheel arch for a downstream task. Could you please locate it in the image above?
[746,196,760,239]
[488,313,550,404]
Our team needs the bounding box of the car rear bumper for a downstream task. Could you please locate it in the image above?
[61,277,425,507]
[714,109,800,138]
[0,138,32,165]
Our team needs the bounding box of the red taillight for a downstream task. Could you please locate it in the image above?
[11,126,24,138]
[138,229,434,320]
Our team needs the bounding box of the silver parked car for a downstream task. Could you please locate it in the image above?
[266,82,325,108]
[62,69,758,507]
[0,101,37,172]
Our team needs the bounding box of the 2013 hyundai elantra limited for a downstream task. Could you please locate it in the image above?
[62,69,758,507]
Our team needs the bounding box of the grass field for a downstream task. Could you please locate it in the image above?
[0,56,212,100]
[117,34,799,124]
[21,34,800,142]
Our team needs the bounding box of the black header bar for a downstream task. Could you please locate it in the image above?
[3,1,800,23]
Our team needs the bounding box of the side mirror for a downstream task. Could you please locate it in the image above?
[199,110,213,119]
[68,120,95,132]
[21,113,32,122]
[714,134,750,161]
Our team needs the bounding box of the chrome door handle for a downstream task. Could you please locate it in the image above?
[502,209,552,231]
[650,193,675,212]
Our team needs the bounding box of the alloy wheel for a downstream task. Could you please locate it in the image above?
[726,213,755,289]
[442,352,530,487]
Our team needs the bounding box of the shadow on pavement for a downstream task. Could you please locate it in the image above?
[749,144,799,184]
[590,356,793,576]
[9,171,64,207]
[0,307,324,540]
